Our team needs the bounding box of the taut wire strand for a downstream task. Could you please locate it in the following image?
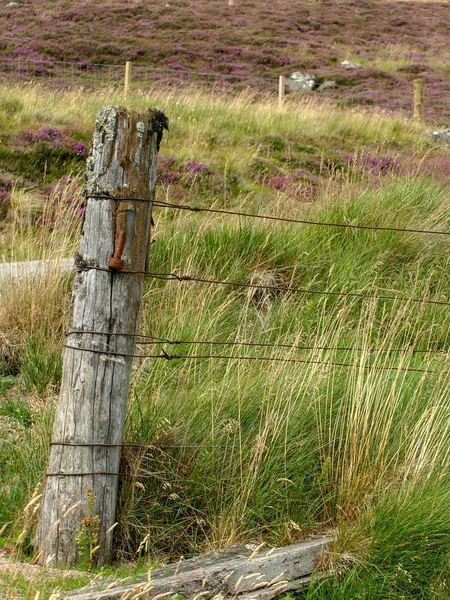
[63,344,437,375]
[80,266,450,308]
[88,195,450,237]
[66,330,450,355]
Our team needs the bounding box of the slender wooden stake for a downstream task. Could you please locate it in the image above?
[413,78,425,124]
[278,75,286,106]
[124,61,132,97]
[36,106,168,567]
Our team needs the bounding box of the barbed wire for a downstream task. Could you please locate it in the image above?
[89,195,450,237]
[63,343,437,375]
[82,266,450,309]
[45,471,162,478]
[50,442,218,449]
[66,329,450,355]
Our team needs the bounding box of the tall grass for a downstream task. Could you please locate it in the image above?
[0,183,83,544]
[1,85,450,598]
[0,179,82,379]
[117,176,450,595]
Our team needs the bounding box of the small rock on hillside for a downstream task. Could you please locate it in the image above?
[429,130,450,147]
[287,71,316,91]
[341,60,362,69]
[317,79,338,91]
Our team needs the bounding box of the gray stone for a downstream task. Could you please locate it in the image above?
[341,60,362,69]
[5,2,21,7]
[429,130,450,147]
[317,80,338,91]
[287,72,316,91]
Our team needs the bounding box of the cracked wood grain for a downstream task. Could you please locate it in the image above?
[36,106,167,567]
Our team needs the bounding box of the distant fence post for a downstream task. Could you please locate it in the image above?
[36,106,168,567]
[413,78,425,123]
[278,75,286,106]
[124,61,132,96]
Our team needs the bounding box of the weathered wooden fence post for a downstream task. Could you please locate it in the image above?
[278,75,286,106]
[124,61,132,97]
[413,78,425,123]
[36,106,168,567]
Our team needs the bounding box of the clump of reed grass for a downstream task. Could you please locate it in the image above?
[0,177,82,384]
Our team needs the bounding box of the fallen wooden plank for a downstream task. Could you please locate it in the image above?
[0,258,74,282]
[65,545,257,599]
[66,538,332,600]
[237,576,312,600]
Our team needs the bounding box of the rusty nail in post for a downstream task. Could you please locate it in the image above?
[108,231,126,271]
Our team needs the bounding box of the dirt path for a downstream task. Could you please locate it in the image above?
[0,550,91,599]
[0,259,74,283]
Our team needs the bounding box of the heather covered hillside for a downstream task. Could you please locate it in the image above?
[2,2,450,598]
[1,0,450,121]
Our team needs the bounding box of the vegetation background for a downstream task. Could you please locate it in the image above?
[1,1,450,598]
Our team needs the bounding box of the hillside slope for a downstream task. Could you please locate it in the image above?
[1,85,450,599]
[1,0,450,122]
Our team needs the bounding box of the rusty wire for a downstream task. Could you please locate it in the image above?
[46,471,162,478]
[50,441,217,449]
[66,329,450,355]
[63,343,438,375]
[81,265,450,308]
[88,195,450,237]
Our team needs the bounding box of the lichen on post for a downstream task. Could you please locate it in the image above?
[36,106,167,567]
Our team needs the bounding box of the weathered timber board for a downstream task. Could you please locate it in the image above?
[66,538,332,600]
